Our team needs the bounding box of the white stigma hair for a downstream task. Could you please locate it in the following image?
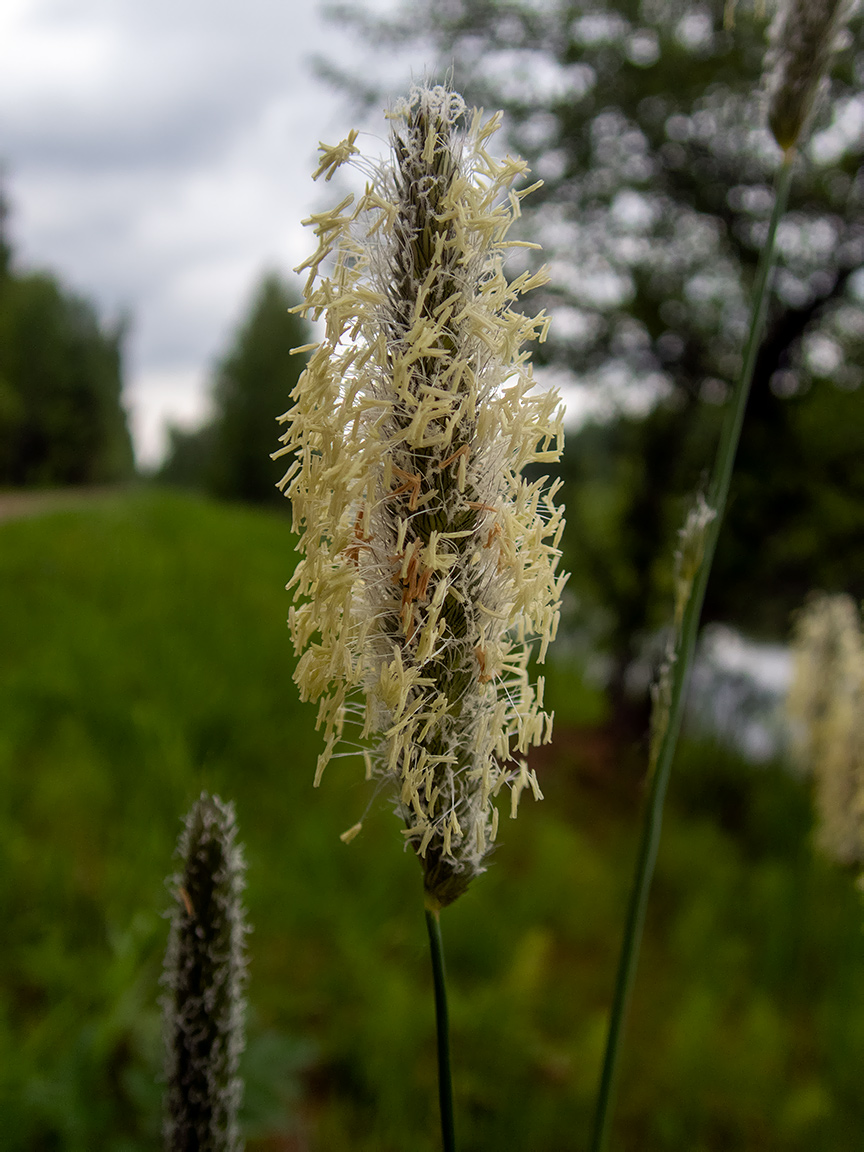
[276,85,568,907]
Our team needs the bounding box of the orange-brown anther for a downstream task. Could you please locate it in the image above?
[474,646,493,684]
[485,521,502,549]
[416,567,432,603]
[390,465,423,510]
[345,512,373,566]
[436,444,471,471]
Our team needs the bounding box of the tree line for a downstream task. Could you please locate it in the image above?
[0,192,134,486]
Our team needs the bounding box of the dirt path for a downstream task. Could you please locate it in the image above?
[0,486,126,523]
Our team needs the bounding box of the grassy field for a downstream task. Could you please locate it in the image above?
[0,489,862,1151]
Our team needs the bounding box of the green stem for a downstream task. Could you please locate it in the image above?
[426,907,456,1152]
[588,151,796,1152]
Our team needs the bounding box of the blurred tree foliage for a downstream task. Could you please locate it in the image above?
[321,0,864,715]
[0,191,134,486]
[159,273,310,506]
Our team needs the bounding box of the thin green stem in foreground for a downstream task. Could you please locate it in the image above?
[426,907,456,1152]
[588,151,796,1152]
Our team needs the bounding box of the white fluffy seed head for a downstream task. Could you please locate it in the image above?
[277,85,567,907]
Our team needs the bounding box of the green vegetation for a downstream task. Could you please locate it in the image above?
[1,490,861,1150]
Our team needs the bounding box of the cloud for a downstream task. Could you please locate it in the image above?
[0,0,364,464]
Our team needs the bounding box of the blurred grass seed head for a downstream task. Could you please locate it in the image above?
[788,594,864,869]
[765,0,856,151]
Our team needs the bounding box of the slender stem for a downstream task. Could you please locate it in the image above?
[588,151,796,1152]
[425,907,456,1152]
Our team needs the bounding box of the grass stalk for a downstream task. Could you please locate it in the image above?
[425,906,456,1152]
[587,149,796,1152]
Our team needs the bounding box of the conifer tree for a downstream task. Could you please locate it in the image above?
[0,189,134,486]
[160,273,310,504]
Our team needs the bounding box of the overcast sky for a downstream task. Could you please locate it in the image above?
[0,0,419,465]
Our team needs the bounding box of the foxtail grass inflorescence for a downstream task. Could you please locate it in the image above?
[277,85,567,910]
[162,792,248,1152]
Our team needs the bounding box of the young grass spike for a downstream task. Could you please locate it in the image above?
[162,792,248,1152]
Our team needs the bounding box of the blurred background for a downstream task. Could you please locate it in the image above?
[2,0,864,1148]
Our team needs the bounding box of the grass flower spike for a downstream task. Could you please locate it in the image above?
[277,85,567,908]
[162,793,248,1152]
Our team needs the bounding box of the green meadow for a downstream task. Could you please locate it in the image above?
[1,490,862,1150]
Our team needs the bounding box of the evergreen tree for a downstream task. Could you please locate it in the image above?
[0,187,11,282]
[158,423,218,493]
[160,273,310,505]
[0,269,134,486]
